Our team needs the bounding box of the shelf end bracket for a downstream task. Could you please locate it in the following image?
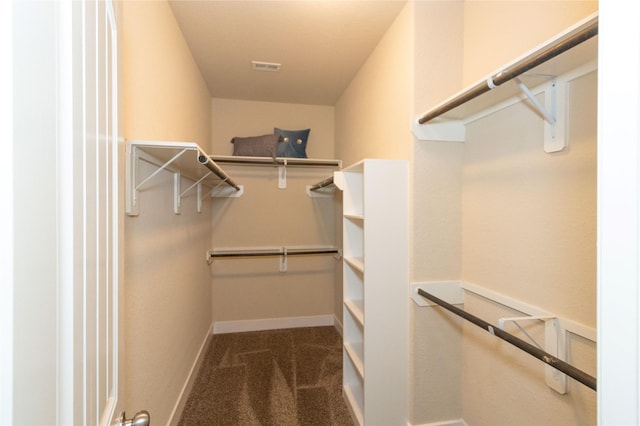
[515,77,567,153]
[412,115,466,142]
[499,315,567,394]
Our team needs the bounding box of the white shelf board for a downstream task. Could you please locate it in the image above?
[343,385,364,426]
[344,256,364,273]
[341,160,365,173]
[126,139,242,215]
[128,140,234,187]
[344,342,364,379]
[344,299,364,326]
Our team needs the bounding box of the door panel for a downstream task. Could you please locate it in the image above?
[72,0,122,424]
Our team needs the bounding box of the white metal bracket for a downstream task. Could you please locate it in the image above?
[515,77,567,153]
[498,315,567,394]
[544,79,567,153]
[178,173,211,213]
[173,171,181,214]
[279,248,288,272]
[278,164,287,189]
[211,183,244,198]
[126,145,189,216]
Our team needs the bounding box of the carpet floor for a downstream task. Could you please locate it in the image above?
[178,326,354,426]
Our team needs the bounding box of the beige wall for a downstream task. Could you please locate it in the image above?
[460,68,597,426]
[334,3,414,166]
[333,7,417,407]
[410,2,465,423]
[409,1,597,425]
[209,99,338,326]
[122,1,213,423]
[463,1,598,86]
[459,3,598,425]
[333,2,465,423]
[211,98,335,158]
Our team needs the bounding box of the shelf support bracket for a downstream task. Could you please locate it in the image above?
[173,171,181,215]
[211,183,244,198]
[515,77,567,153]
[279,248,288,272]
[126,146,189,216]
[499,315,567,394]
[180,172,212,214]
[515,77,556,125]
[278,163,287,189]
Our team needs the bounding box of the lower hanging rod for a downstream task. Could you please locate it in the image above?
[210,248,340,258]
[417,288,597,391]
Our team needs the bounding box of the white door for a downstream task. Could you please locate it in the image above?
[60,0,126,424]
[65,1,130,424]
[82,1,123,424]
[1,1,136,425]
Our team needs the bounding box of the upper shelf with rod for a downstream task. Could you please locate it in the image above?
[412,12,598,153]
[125,140,243,216]
[209,155,341,192]
[210,155,341,168]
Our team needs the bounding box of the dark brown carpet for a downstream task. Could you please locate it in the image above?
[178,326,354,426]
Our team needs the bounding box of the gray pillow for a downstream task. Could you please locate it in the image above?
[231,134,278,157]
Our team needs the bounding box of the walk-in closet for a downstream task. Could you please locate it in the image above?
[121,2,601,424]
[9,1,640,426]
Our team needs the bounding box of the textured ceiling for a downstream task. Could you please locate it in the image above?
[168,0,406,106]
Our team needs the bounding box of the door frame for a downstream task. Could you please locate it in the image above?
[597,3,640,424]
[0,1,14,422]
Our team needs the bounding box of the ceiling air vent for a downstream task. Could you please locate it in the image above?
[251,61,281,72]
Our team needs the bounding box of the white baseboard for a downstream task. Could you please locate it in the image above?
[167,323,214,426]
[409,419,467,426]
[213,314,337,334]
[333,314,343,337]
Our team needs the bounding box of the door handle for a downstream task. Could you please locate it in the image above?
[117,410,150,426]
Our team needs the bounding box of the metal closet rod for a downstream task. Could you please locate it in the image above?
[210,248,340,258]
[417,288,597,391]
[211,156,340,167]
[309,176,334,191]
[197,155,240,190]
[417,17,598,124]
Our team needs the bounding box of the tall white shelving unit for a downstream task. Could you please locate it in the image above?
[334,159,409,426]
